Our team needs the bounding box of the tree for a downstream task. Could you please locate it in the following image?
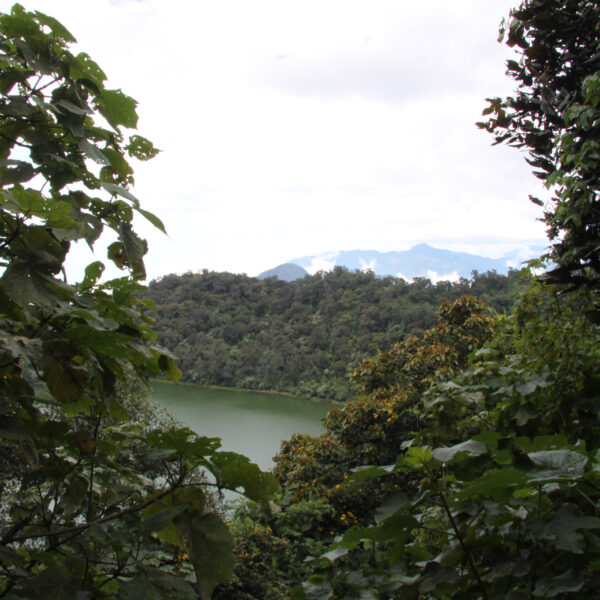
[280,1,600,595]
[0,5,276,598]
[478,0,600,306]
[298,280,600,599]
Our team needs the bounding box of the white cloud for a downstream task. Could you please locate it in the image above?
[14,0,548,280]
[427,270,461,284]
[304,253,339,275]
[359,258,377,272]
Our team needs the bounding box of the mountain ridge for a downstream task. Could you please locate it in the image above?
[258,243,546,281]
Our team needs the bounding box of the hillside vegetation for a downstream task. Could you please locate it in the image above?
[143,268,524,400]
[3,1,600,598]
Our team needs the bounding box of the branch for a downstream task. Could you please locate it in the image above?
[438,470,489,600]
[3,470,189,545]
[0,132,31,149]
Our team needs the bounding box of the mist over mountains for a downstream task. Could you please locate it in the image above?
[258,243,546,282]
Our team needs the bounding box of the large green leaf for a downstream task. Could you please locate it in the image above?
[45,358,87,404]
[432,439,487,463]
[136,206,166,234]
[100,181,138,202]
[460,467,527,502]
[211,451,279,504]
[1,262,64,310]
[177,513,234,600]
[533,569,585,597]
[140,504,189,534]
[0,162,35,186]
[118,567,197,599]
[33,10,76,42]
[95,89,138,129]
[539,506,600,554]
[70,52,107,86]
[79,139,110,165]
[126,135,160,161]
[145,427,221,457]
[527,449,587,473]
[158,354,182,383]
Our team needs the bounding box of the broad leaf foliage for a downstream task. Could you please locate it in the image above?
[0,6,276,599]
[478,0,600,305]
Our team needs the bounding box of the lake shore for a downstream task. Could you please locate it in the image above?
[149,378,342,406]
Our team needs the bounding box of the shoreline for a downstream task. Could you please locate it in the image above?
[148,378,343,406]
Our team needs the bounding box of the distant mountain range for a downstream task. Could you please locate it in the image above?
[258,263,309,281]
[258,243,547,282]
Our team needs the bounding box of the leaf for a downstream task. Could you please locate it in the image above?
[100,181,138,202]
[0,162,35,186]
[70,52,107,86]
[321,546,349,562]
[540,506,600,554]
[81,261,105,288]
[0,417,31,441]
[516,381,538,395]
[141,504,189,534]
[145,427,221,456]
[340,526,369,550]
[119,569,196,600]
[513,403,538,426]
[174,487,207,513]
[45,358,86,404]
[64,325,138,359]
[374,492,409,523]
[126,135,160,161]
[211,451,279,504]
[76,428,97,454]
[419,563,459,594]
[56,99,91,116]
[473,430,502,450]
[101,147,134,182]
[95,89,138,130]
[178,513,234,600]
[348,464,395,482]
[533,568,585,597]
[158,354,182,383]
[136,207,167,234]
[460,467,527,502]
[370,508,419,544]
[107,241,127,270]
[79,139,110,165]
[12,562,82,599]
[432,439,487,463]
[404,446,433,467]
[33,10,77,42]
[119,222,147,279]
[527,449,587,477]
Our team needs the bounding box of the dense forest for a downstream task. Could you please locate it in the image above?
[144,268,525,400]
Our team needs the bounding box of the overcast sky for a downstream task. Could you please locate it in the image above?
[3,0,549,280]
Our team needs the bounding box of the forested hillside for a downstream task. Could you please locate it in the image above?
[144,267,524,400]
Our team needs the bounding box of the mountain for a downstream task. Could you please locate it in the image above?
[284,243,546,281]
[258,262,308,281]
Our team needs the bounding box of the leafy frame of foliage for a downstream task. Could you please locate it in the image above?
[0,6,277,599]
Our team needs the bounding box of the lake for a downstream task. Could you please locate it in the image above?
[150,382,330,470]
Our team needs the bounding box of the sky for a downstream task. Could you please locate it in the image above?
[2,0,550,280]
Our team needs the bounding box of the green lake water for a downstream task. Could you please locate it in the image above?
[150,382,330,470]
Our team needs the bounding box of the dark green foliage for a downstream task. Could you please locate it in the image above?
[479,0,600,302]
[296,283,600,599]
[0,6,276,598]
[213,518,297,600]
[263,0,600,593]
[144,268,524,400]
[214,296,498,599]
